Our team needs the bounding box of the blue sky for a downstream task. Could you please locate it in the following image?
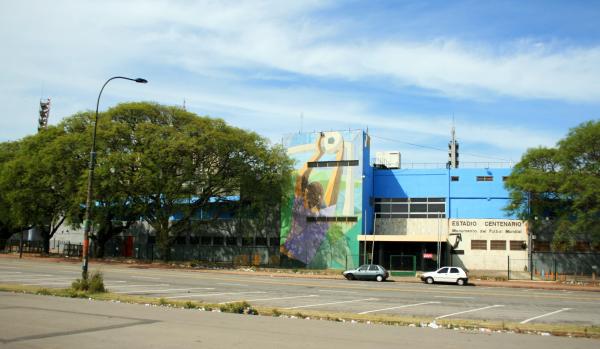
[1,0,598,165]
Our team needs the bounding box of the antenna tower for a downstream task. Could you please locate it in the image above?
[38,98,51,131]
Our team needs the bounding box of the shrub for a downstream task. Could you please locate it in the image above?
[71,271,106,293]
[219,301,256,315]
[36,288,51,296]
[158,298,168,306]
[184,301,197,309]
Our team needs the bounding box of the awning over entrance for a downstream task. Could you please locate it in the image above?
[358,235,447,242]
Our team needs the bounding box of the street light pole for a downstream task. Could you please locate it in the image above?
[81,76,147,280]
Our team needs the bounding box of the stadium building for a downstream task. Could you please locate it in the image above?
[280,130,528,274]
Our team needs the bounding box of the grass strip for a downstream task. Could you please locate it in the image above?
[1,283,598,339]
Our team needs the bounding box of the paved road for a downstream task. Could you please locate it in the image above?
[1,258,599,326]
[1,292,598,349]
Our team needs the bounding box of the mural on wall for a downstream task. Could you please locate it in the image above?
[280,130,364,269]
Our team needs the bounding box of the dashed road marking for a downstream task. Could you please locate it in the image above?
[359,301,441,314]
[285,298,378,310]
[219,295,319,304]
[435,305,504,319]
[166,291,266,299]
[520,308,571,324]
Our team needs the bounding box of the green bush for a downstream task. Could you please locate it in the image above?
[184,301,197,309]
[71,271,106,293]
[159,298,168,306]
[219,301,257,315]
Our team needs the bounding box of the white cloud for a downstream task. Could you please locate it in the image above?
[0,0,593,162]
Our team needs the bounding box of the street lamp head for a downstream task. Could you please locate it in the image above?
[135,78,148,83]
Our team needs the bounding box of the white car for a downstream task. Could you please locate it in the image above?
[420,266,469,286]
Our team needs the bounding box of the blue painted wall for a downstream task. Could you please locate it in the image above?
[373,167,515,219]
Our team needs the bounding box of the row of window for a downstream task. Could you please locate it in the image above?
[450,176,509,182]
[307,160,359,168]
[375,197,446,219]
[306,216,358,222]
[471,240,526,250]
[171,236,279,247]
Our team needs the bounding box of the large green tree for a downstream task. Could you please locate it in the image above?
[0,127,86,253]
[505,120,600,250]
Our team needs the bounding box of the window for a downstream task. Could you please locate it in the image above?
[242,237,253,246]
[471,240,487,250]
[307,160,359,168]
[226,237,238,246]
[189,236,200,245]
[451,176,459,181]
[534,241,551,252]
[449,268,459,273]
[368,265,379,271]
[374,197,446,218]
[490,240,506,250]
[437,267,449,273]
[510,240,525,250]
[306,216,357,222]
[255,237,267,246]
[476,176,493,182]
[358,265,368,271]
[200,236,212,246]
[213,237,224,246]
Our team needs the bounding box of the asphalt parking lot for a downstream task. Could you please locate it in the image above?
[1,258,599,326]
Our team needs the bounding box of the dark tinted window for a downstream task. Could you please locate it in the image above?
[450,268,459,273]
[437,267,449,273]
[368,265,379,271]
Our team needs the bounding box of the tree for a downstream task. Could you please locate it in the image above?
[83,102,292,260]
[0,141,29,249]
[505,120,600,250]
[0,127,86,253]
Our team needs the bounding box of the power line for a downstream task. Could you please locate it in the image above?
[370,134,513,162]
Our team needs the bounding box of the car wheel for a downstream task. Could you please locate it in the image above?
[426,277,434,284]
[376,275,384,282]
[346,273,355,280]
[457,278,465,286]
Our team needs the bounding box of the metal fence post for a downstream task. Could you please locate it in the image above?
[507,255,510,280]
[553,257,557,281]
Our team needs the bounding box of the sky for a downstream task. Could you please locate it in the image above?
[1,0,599,165]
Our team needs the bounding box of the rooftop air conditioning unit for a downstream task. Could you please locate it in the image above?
[375,151,401,169]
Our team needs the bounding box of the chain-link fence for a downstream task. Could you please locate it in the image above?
[509,253,600,281]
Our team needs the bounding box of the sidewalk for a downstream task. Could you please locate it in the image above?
[2,253,599,292]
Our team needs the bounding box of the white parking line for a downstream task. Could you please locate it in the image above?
[219,295,319,304]
[434,296,474,299]
[115,287,215,294]
[167,291,267,299]
[131,276,161,280]
[286,298,378,310]
[21,281,71,286]
[359,301,441,314]
[318,290,357,294]
[0,274,54,279]
[217,283,248,287]
[435,305,504,319]
[1,277,73,282]
[520,308,571,324]
[106,284,170,288]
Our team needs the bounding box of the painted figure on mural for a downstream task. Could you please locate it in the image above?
[281,132,344,265]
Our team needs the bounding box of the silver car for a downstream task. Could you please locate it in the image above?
[343,264,389,282]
